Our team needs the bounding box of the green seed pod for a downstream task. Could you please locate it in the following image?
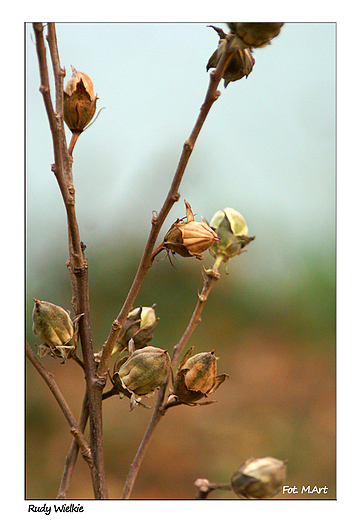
[64,66,98,133]
[112,305,159,355]
[117,346,171,397]
[173,347,228,404]
[210,208,255,270]
[231,457,288,499]
[32,298,82,362]
[164,200,218,260]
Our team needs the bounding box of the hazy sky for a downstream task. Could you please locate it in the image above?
[26,23,335,281]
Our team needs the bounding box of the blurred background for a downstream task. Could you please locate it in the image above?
[25,23,335,499]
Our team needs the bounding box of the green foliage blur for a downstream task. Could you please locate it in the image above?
[26,234,335,499]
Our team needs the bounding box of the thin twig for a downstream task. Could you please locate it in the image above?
[57,373,124,498]
[57,391,89,499]
[194,478,232,499]
[71,352,85,370]
[121,269,220,498]
[33,23,67,200]
[171,269,220,368]
[46,23,65,119]
[26,342,92,465]
[58,351,119,498]
[68,132,81,156]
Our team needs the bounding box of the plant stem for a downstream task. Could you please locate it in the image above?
[194,478,232,499]
[68,132,81,156]
[171,269,220,367]
[26,342,93,468]
[57,391,89,499]
[212,253,225,275]
[58,379,122,498]
[33,23,107,499]
[121,268,220,498]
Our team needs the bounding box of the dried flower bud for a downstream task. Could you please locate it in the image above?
[32,298,82,362]
[112,305,159,355]
[210,208,255,271]
[164,200,218,260]
[64,66,97,133]
[117,346,171,397]
[207,26,255,87]
[227,23,284,49]
[231,457,288,499]
[172,347,228,404]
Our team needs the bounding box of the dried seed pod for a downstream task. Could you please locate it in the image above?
[207,26,255,87]
[32,298,82,362]
[227,22,284,49]
[172,347,228,404]
[64,66,98,133]
[207,23,282,86]
[231,457,288,498]
[164,200,218,260]
[116,346,171,397]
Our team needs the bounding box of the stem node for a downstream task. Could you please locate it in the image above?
[184,140,193,151]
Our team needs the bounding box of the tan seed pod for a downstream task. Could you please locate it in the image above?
[164,200,218,260]
[64,66,98,133]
